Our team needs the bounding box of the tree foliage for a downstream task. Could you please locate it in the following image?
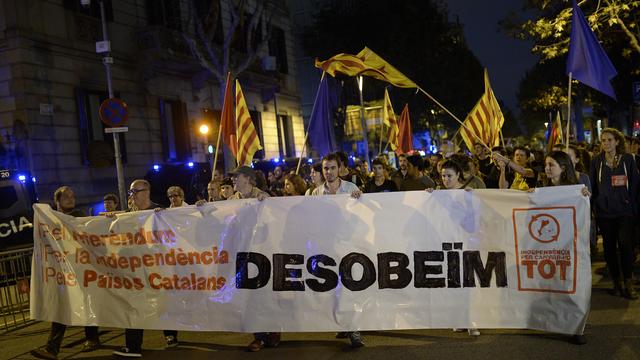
[182,0,274,95]
[303,0,485,133]
[504,0,640,63]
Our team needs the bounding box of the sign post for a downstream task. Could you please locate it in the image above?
[96,0,127,209]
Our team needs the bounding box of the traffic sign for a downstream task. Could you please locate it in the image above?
[99,98,129,127]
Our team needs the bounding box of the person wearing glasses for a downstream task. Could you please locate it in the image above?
[166,186,188,208]
[113,179,159,358]
[151,185,188,348]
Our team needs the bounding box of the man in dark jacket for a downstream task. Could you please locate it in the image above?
[31,187,101,359]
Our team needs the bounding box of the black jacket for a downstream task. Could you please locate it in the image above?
[590,153,639,218]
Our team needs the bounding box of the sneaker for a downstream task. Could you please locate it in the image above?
[81,340,100,352]
[30,348,57,360]
[165,335,178,348]
[247,339,265,352]
[468,328,481,336]
[349,331,364,348]
[113,347,142,358]
[335,332,349,338]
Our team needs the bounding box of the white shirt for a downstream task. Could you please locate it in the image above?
[311,179,359,196]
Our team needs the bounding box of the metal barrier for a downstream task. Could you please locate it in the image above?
[0,247,34,332]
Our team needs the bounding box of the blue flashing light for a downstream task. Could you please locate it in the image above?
[429,145,438,154]
[272,157,280,163]
[31,176,37,183]
[207,145,214,154]
[187,162,194,168]
[307,158,313,164]
[153,164,160,171]
[17,174,26,182]
[91,201,106,216]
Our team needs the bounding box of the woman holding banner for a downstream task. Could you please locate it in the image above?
[530,150,591,345]
[426,159,480,337]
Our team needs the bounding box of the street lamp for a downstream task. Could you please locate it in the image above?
[198,123,212,169]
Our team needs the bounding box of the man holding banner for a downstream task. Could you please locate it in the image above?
[311,153,365,348]
[31,187,101,360]
[113,179,159,358]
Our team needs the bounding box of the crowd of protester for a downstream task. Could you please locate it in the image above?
[30,128,640,359]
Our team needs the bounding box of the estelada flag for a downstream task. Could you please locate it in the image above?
[547,111,564,153]
[235,80,263,166]
[460,69,504,151]
[397,104,413,154]
[220,72,238,158]
[315,47,417,88]
[383,88,399,151]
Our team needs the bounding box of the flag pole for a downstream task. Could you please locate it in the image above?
[565,72,573,153]
[417,86,491,151]
[296,72,326,175]
[358,76,371,168]
[212,114,223,181]
[499,129,507,149]
[379,119,384,155]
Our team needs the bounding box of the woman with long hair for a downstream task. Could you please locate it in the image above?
[438,160,468,190]
[532,150,591,344]
[305,163,325,195]
[426,159,479,337]
[590,128,639,300]
[283,174,307,196]
[543,151,580,187]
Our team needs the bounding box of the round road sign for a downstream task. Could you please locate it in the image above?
[99,98,129,127]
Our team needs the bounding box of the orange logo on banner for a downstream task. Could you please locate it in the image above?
[513,206,578,294]
[528,214,560,243]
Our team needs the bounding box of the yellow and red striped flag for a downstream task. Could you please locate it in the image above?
[235,80,263,166]
[460,69,504,151]
[547,111,564,153]
[315,47,417,88]
[383,88,399,150]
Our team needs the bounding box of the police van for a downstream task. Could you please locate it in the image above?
[0,169,38,251]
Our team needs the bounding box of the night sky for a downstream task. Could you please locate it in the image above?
[444,0,539,115]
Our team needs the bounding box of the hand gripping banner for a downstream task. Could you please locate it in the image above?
[31,186,591,334]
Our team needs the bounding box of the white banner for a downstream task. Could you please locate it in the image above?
[31,186,591,334]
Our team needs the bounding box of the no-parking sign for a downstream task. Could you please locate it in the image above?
[99,98,129,127]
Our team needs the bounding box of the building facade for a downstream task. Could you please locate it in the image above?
[0,0,304,207]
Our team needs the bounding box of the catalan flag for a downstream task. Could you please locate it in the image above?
[383,88,399,150]
[315,47,417,88]
[220,72,238,158]
[547,111,564,153]
[235,80,263,166]
[460,69,504,151]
